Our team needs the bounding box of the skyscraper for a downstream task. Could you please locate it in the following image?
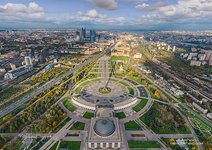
[90,29,96,42]
[76,31,81,41]
[81,28,86,40]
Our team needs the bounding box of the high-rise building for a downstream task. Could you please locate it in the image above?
[81,28,86,40]
[173,46,176,52]
[167,45,170,51]
[90,29,96,42]
[25,56,32,66]
[76,31,81,41]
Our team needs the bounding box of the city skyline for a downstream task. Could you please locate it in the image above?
[0,0,212,30]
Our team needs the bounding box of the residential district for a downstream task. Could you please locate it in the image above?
[0,29,211,150]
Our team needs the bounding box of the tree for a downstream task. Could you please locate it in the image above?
[154,90,160,99]
[52,121,57,127]
[0,135,6,142]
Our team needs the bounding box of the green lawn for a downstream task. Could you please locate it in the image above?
[128,87,135,95]
[126,75,143,84]
[111,56,129,61]
[148,86,156,98]
[66,133,79,136]
[62,97,76,112]
[133,99,148,112]
[128,141,161,148]
[124,121,141,130]
[49,142,58,150]
[59,141,81,150]
[88,73,97,78]
[115,112,126,119]
[70,122,85,130]
[140,102,191,134]
[83,112,94,119]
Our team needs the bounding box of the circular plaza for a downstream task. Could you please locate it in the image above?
[72,78,139,110]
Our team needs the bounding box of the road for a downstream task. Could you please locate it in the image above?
[174,106,203,150]
[141,49,212,101]
[0,43,115,119]
[136,69,212,128]
[154,63,212,101]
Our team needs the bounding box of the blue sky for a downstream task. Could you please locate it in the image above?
[0,0,212,30]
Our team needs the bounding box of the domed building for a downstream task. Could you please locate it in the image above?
[88,104,122,149]
[94,119,116,137]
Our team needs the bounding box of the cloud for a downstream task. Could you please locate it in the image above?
[65,9,125,25]
[77,9,107,20]
[135,3,149,9]
[136,0,212,20]
[89,0,118,10]
[0,2,45,21]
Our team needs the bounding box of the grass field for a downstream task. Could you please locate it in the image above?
[188,115,211,136]
[59,141,81,150]
[115,112,126,119]
[133,99,148,112]
[49,142,58,150]
[140,102,191,134]
[111,56,129,61]
[62,97,76,112]
[83,112,94,119]
[70,122,85,130]
[124,121,141,130]
[126,75,143,84]
[128,87,135,95]
[128,141,161,148]
[66,133,79,136]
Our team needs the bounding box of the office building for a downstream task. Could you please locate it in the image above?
[90,29,96,42]
[81,28,86,40]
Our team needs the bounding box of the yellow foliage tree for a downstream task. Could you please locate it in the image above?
[154,90,161,99]
[169,138,175,145]
[52,121,57,127]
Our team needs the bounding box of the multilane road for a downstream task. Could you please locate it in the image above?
[0,43,115,119]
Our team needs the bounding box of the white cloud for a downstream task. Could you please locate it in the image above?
[0,2,45,21]
[135,3,149,9]
[136,0,212,20]
[89,0,118,10]
[66,9,125,24]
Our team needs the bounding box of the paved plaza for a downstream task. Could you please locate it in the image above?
[80,80,132,104]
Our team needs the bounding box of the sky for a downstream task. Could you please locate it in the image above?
[0,0,212,30]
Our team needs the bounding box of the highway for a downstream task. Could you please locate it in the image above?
[0,43,115,119]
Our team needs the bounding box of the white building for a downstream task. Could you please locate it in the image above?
[25,56,33,66]
[175,90,184,97]
[176,139,189,150]
[192,102,208,114]
[133,53,142,59]
[4,66,32,80]
[88,104,122,149]
[0,68,6,72]
[206,113,212,120]
[190,60,201,66]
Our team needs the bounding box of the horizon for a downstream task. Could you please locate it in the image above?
[0,0,212,30]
